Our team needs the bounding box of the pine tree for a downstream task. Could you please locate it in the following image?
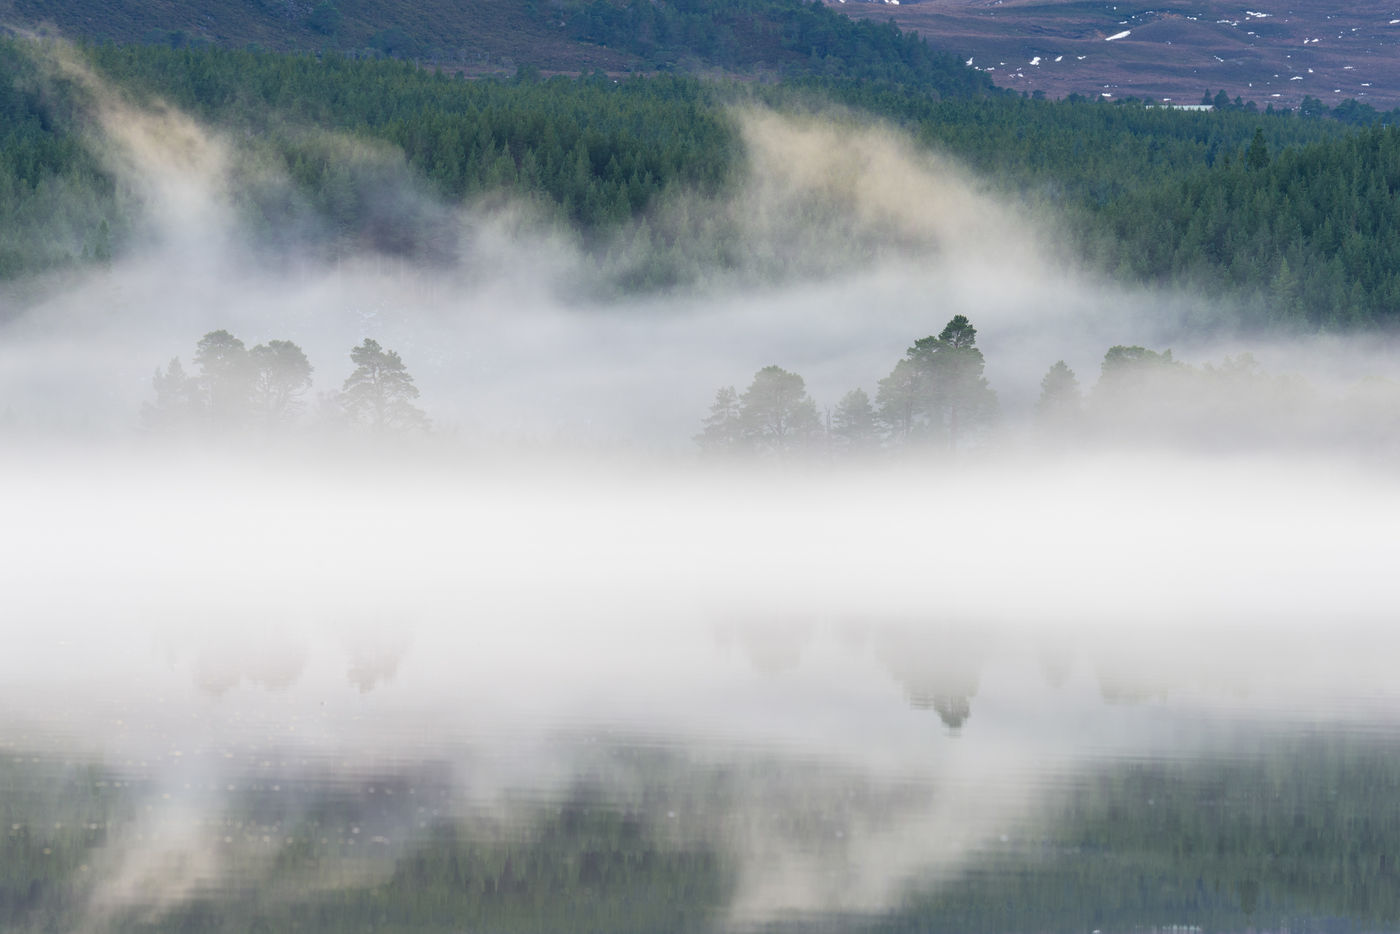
[1036,360,1081,433]
[194,329,252,428]
[695,385,744,457]
[339,338,429,433]
[831,387,878,453]
[250,340,314,426]
[738,366,821,458]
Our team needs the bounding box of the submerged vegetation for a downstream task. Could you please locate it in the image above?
[6,726,1400,932]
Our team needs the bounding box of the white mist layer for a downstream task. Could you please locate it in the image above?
[4,48,1400,925]
[6,451,1400,922]
[11,72,1394,444]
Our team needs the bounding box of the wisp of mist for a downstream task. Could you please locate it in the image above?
[4,40,1400,926]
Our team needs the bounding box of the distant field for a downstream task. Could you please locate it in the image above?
[831,0,1400,107]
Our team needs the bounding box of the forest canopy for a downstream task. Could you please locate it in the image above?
[1,36,1398,329]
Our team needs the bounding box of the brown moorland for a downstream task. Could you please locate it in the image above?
[832,0,1400,108]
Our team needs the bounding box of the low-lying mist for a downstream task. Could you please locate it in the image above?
[5,38,1400,929]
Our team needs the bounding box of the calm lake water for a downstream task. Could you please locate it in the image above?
[5,452,1399,933]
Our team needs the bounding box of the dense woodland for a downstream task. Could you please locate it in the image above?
[2,33,1400,328]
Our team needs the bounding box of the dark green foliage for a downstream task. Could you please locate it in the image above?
[306,3,343,37]
[4,37,1400,327]
[78,41,734,244]
[340,337,429,432]
[876,315,996,449]
[738,364,822,457]
[1095,126,1400,328]
[0,40,130,291]
[558,0,995,94]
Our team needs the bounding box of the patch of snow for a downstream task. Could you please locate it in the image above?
[966,57,973,65]
[1029,56,1041,65]
[1076,55,1087,60]
[1055,55,1064,62]
[1343,64,1354,69]
[1391,19,1400,25]
[1101,92,1113,97]
[1105,29,1131,40]
[1245,10,1271,17]
[1290,75,1303,79]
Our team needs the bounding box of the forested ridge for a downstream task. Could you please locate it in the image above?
[6,0,998,89]
[3,36,1400,328]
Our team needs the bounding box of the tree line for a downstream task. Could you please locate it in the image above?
[5,38,1400,328]
[700,314,1400,460]
[698,314,997,459]
[144,330,428,435]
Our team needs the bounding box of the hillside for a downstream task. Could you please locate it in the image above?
[833,0,1400,109]
[0,0,989,95]
[1,0,638,72]
[7,0,1400,110]
[9,36,1397,331]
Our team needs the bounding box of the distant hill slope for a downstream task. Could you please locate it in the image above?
[2,36,1396,328]
[1,0,637,71]
[0,0,993,97]
[831,0,1400,109]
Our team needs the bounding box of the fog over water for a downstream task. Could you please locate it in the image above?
[4,44,1400,929]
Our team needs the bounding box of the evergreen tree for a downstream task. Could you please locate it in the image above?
[1036,360,1081,424]
[875,357,925,445]
[738,365,820,458]
[250,340,314,426]
[904,315,998,448]
[193,329,252,428]
[142,357,200,432]
[831,387,878,454]
[1246,128,1270,170]
[339,338,429,432]
[695,385,743,456]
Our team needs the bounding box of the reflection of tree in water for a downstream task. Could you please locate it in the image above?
[190,624,309,696]
[907,692,972,730]
[342,622,412,693]
[872,623,987,731]
[712,617,814,675]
